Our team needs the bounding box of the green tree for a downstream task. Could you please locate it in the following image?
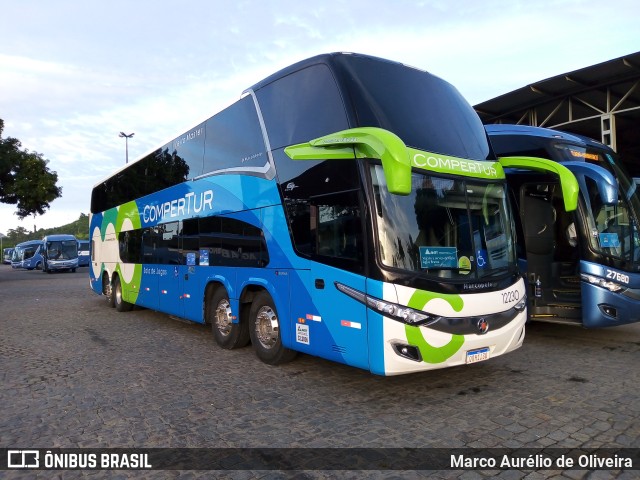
[6,226,30,244]
[0,118,62,218]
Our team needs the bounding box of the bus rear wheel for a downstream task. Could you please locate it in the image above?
[207,287,249,349]
[114,275,133,312]
[249,291,296,365]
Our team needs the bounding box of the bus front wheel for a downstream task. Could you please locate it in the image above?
[207,287,249,349]
[114,275,133,312]
[249,291,296,365]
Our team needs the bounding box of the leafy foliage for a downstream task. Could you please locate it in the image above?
[0,118,62,218]
[3,213,89,247]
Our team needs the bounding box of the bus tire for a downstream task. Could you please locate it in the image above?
[114,275,133,312]
[35,261,42,271]
[249,291,297,365]
[207,287,249,349]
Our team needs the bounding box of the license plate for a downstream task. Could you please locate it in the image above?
[466,347,490,364]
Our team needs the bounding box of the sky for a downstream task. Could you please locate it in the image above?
[1,0,639,235]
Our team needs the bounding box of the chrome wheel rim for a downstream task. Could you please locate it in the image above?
[255,305,279,349]
[215,299,233,337]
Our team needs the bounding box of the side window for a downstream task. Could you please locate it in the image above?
[117,217,269,267]
[314,191,363,262]
[277,158,364,272]
[255,64,349,149]
[165,123,205,179]
[198,216,269,267]
[182,218,200,265]
[203,96,268,175]
[155,222,181,265]
[91,149,192,214]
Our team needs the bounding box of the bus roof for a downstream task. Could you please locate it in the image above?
[15,240,43,247]
[486,124,615,154]
[43,234,77,241]
[247,52,421,93]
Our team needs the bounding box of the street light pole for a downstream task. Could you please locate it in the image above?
[119,132,135,164]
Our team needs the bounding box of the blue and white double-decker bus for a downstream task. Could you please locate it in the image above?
[90,53,578,375]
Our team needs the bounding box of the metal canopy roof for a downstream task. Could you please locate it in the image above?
[475,51,640,125]
[474,51,640,174]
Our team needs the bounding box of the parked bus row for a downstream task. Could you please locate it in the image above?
[3,247,14,264]
[7,235,90,272]
[89,52,640,376]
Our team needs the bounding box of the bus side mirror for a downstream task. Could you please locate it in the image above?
[285,127,412,195]
[499,156,580,212]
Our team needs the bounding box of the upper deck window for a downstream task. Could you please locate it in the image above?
[203,95,268,175]
[255,64,349,150]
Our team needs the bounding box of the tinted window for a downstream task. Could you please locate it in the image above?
[118,218,268,267]
[489,134,551,159]
[164,122,205,178]
[91,148,192,213]
[256,64,349,149]
[119,230,143,264]
[275,155,364,272]
[336,55,492,160]
[154,222,182,265]
[203,96,268,174]
[199,216,269,267]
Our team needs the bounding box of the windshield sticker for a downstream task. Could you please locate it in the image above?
[599,233,621,248]
[458,256,471,274]
[475,249,488,269]
[199,249,210,266]
[420,246,457,269]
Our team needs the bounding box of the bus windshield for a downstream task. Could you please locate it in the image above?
[46,240,78,260]
[371,165,516,279]
[13,245,37,261]
[341,55,492,161]
[554,143,640,264]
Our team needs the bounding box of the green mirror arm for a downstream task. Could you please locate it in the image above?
[498,156,579,211]
[285,127,412,195]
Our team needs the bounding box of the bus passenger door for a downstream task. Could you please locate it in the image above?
[180,220,202,323]
[156,222,185,318]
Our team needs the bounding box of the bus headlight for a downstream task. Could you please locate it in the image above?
[335,282,440,326]
[514,297,527,312]
[580,274,626,293]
